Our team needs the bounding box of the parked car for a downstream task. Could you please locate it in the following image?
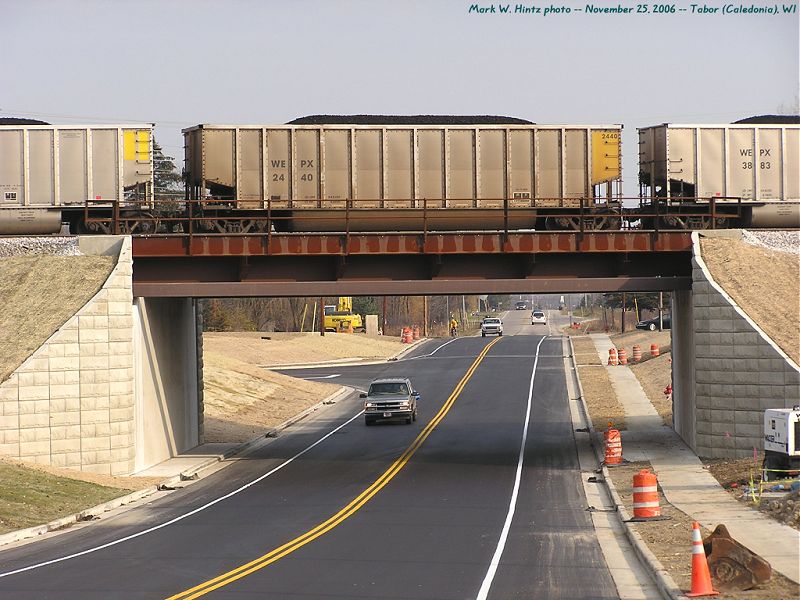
[481,317,504,337]
[636,316,671,331]
[531,310,547,325]
[361,377,419,425]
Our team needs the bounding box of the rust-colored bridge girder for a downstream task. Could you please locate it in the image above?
[131,231,693,297]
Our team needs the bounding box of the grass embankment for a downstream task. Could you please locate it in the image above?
[0,462,130,533]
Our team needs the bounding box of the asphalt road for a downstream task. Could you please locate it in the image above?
[0,310,618,599]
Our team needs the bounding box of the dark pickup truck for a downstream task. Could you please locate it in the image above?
[362,377,419,425]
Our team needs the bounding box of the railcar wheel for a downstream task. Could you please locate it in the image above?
[75,218,111,235]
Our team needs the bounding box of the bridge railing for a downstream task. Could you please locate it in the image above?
[82,195,743,239]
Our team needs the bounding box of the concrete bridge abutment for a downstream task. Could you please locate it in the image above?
[672,231,800,458]
[0,236,204,475]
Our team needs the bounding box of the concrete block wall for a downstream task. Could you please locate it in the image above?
[690,231,800,458]
[0,236,136,475]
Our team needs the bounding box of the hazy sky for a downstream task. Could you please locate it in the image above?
[3,0,798,195]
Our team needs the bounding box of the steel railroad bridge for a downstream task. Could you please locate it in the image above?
[131,230,693,297]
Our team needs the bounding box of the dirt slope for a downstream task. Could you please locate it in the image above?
[700,236,799,364]
[0,256,115,383]
[203,331,406,366]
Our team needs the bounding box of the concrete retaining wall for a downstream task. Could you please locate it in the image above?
[688,231,800,458]
[0,236,135,474]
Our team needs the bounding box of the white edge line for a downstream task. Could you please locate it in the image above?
[428,338,457,356]
[0,410,365,579]
[401,337,457,361]
[475,335,547,600]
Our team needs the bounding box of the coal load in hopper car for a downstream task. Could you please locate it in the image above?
[287,115,535,125]
[183,116,623,233]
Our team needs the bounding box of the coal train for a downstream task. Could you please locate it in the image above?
[0,115,798,235]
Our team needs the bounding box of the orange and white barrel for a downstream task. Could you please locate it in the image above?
[604,428,623,465]
[650,343,660,357]
[632,344,642,362]
[608,348,618,366]
[618,347,628,365]
[401,327,413,343]
[633,469,661,518]
[412,326,420,340]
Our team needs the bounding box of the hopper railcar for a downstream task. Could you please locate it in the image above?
[182,118,623,233]
[0,123,154,235]
[638,120,800,229]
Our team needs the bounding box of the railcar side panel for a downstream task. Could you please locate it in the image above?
[29,130,54,205]
[508,130,533,200]
[787,129,800,200]
[536,129,561,202]
[266,129,291,204]
[239,129,263,204]
[478,129,504,204]
[0,130,24,205]
[565,129,587,200]
[698,128,724,198]
[449,129,474,205]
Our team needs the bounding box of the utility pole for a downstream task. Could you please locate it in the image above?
[658,291,664,331]
[567,294,573,326]
[423,296,429,337]
[382,296,387,335]
[621,291,626,333]
[318,297,325,336]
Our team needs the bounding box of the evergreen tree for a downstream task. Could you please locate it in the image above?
[152,139,182,200]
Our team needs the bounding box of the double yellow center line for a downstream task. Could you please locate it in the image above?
[167,336,502,599]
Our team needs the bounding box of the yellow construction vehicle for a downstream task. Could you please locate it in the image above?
[323,297,364,332]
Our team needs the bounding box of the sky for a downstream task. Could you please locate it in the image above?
[3,0,798,196]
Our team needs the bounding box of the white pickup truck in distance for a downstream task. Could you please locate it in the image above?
[481,317,503,337]
[361,377,419,425]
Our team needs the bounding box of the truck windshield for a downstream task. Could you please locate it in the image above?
[369,383,409,396]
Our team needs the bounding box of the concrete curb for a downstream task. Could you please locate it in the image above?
[0,385,355,549]
[567,336,686,600]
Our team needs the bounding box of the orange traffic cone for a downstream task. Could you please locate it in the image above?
[686,522,719,597]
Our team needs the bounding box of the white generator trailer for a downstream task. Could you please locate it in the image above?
[763,407,800,481]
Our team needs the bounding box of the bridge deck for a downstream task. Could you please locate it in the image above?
[131,232,693,297]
